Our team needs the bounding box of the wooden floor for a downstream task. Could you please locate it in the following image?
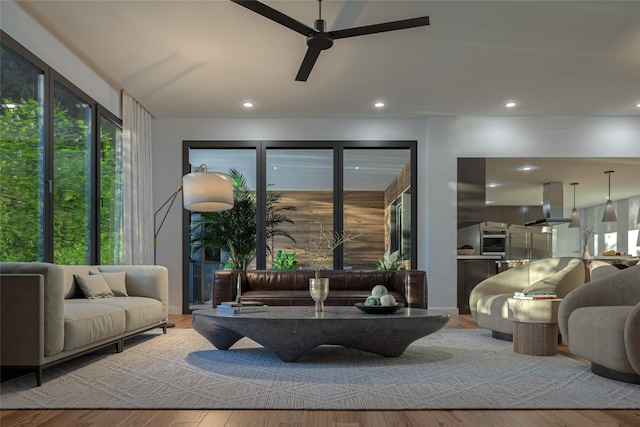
[2,314,639,427]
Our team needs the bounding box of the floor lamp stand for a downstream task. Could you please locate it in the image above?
[153,186,183,329]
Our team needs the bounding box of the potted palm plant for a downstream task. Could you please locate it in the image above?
[189,168,296,270]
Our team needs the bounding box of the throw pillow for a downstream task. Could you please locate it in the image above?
[74,274,115,299]
[90,271,128,296]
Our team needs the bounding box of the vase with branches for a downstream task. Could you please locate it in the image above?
[580,226,595,257]
[305,212,365,312]
[305,212,365,279]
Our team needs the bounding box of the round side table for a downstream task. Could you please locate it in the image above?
[507,298,562,356]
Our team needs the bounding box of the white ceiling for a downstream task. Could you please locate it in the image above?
[15,1,640,207]
[484,158,640,209]
[19,0,640,119]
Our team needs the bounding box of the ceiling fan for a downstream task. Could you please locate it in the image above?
[231,0,430,82]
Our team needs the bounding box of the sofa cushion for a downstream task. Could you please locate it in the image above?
[91,271,128,296]
[63,301,125,351]
[61,265,101,299]
[74,274,115,299]
[87,297,165,332]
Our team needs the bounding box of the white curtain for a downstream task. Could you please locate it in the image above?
[122,92,154,265]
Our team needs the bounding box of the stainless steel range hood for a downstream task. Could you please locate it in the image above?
[524,182,571,226]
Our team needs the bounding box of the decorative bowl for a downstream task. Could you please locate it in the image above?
[355,302,403,314]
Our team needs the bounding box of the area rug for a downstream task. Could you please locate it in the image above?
[1,328,638,410]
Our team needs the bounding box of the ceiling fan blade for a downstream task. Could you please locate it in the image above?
[231,0,314,36]
[331,16,429,40]
[295,48,322,82]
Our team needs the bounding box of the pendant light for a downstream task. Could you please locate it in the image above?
[568,182,580,228]
[601,170,617,222]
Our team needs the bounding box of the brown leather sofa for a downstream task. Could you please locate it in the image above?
[214,269,427,308]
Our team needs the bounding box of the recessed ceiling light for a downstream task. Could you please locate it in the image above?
[242,102,254,108]
[487,183,499,188]
[374,102,385,108]
[485,200,494,204]
[518,165,535,172]
[504,101,517,108]
[635,102,640,108]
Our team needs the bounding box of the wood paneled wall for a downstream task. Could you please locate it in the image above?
[383,161,411,254]
[268,191,385,270]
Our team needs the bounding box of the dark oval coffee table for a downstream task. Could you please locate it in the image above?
[192,306,450,362]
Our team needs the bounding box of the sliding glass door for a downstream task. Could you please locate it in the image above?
[52,81,93,264]
[343,148,412,270]
[0,42,45,261]
[182,140,417,312]
[1,33,124,265]
[98,110,124,265]
[265,148,334,270]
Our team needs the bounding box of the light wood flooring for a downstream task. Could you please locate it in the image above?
[2,314,639,427]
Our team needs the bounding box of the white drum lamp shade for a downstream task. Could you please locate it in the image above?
[182,171,234,212]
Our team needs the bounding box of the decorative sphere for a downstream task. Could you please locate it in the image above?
[380,294,396,306]
[364,296,380,306]
[371,285,388,298]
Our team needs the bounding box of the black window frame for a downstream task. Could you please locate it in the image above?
[181,139,418,313]
[1,30,122,265]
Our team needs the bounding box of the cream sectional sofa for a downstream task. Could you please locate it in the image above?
[0,262,168,386]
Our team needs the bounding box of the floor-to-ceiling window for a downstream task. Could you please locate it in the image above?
[0,32,123,264]
[183,140,417,312]
[52,79,93,264]
[98,109,124,265]
[343,148,412,270]
[265,147,334,270]
[0,39,45,262]
[186,145,257,307]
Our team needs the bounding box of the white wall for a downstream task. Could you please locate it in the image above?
[152,119,427,314]
[1,0,120,117]
[154,116,640,314]
[425,116,640,313]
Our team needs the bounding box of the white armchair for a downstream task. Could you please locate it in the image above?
[469,257,585,339]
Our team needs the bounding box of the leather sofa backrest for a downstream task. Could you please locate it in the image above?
[215,269,427,308]
[243,270,401,292]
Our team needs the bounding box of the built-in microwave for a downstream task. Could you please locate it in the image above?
[482,231,506,255]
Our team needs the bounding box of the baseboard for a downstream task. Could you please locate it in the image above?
[428,307,459,315]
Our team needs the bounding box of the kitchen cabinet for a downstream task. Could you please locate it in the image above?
[457,257,499,314]
[485,205,543,225]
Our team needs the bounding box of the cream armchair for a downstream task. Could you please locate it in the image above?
[558,264,640,383]
[469,257,585,339]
